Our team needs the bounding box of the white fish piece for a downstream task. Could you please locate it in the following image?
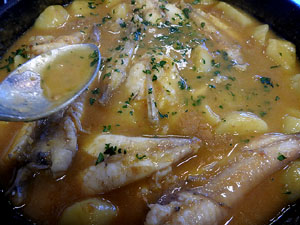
[90,24,101,44]
[146,74,159,125]
[99,40,135,105]
[147,56,184,124]
[48,115,77,176]
[7,94,86,205]
[137,0,165,24]
[30,32,85,55]
[181,2,248,70]
[125,60,147,100]
[4,122,39,165]
[145,133,300,225]
[199,133,300,207]
[80,134,200,194]
[145,192,227,225]
[49,94,86,177]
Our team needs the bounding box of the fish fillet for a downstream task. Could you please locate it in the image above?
[145,133,300,225]
[80,134,200,194]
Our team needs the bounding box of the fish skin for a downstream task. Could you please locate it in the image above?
[145,192,228,225]
[80,134,201,194]
[6,94,86,205]
[145,133,300,225]
[30,32,85,56]
[180,1,248,71]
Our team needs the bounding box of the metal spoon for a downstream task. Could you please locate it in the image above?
[0,44,101,122]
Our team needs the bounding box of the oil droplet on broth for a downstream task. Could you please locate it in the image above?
[41,48,96,102]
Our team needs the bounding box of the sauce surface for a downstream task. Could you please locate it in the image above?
[41,47,96,101]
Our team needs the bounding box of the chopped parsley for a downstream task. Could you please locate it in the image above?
[191,95,205,106]
[178,79,187,90]
[159,60,167,67]
[241,139,250,143]
[89,50,99,67]
[88,2,96,9]
[133,28,142,41]
[260,77,274,88]
[259,111,267,117]
[120,21,127,28]
[136,154,146,160]
[152,75,158,81]
[103,125,111,132]
[95,152,104,165]
[143,69,151,74]
[182,8,190,19]
[89,98,96,105]
[104,143,126,156]
[158,111,168,118]
[277,153,286,161]
[0,47,28,72]
[270,65,280,69]
[91,88,100,94]
[159,4,169,11]
[103,72,111,80]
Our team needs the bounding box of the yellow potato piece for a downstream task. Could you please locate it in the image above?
[106,0,121,8]
[266,39,296,70]
[34,5,69,29]
[165,4,184,24]
[290,74,300,95]
[252,24,269,45]
[111,3,129,19]
[201,105,221,126]
[282,160,300,202]
[215,2,253,27]
[192,45,212,73]
[13,55,27,69]
[145,10,161,24]
[285,108,300,118]
[199,0,216,4]
[216,111,268,135]
[59,198,118,225]
[68,1,96,17]
[282,116,300,134]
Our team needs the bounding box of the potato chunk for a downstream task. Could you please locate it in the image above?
[68,1,95,17]
[266,39,296,70]
[165,4,184,24]
[59,198,117,225]
[215,2,253,27]
[198,0,216,4]
[105,0,121,8]
[216,111,268,135]
[282,116,300,134]
[252,24,269,45]
[111,3,129,19]
[290,74,300,95]
[282,160,300,201]
[192,45,212,73]
[13,55,27,69]
[34,5,69,29]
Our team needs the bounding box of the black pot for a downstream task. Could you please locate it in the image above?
[0,0,299,224]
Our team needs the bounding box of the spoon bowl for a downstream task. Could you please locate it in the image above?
[0,43,101,122]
